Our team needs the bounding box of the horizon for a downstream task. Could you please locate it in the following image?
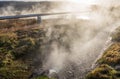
[0,0,99,6]
[0,0,98,4]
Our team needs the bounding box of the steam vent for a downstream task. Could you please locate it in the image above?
[0,0,120,79]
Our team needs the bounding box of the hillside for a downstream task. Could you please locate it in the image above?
[0,1,64,15]
[86,26,120,79]
[0,18,120,79]
[0,19,47,79]
[0,18,77,79]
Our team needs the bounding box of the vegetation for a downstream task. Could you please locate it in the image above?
[2,19,120,79]
[86,64,120,79]
[0,19,36,29]
[97,43,120,66]
[86,26,120,79]
[0,19,45,79]
[33,76,50,79]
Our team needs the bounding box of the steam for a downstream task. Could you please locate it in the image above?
[0,0,120,79]
[0,1,62,16]
[40,0,120,79]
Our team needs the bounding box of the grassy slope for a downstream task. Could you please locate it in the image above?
[0,19,46,79]
[0,18,74,79]
[86,26,120,79]
[3,19,120,79]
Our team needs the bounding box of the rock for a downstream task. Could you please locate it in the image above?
[115,65,120,71]
[28,68,49,79]
[48,69,59,79]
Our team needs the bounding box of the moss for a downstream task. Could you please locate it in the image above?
[33,76,55,79]
[34,76,49,79]
[0,33,18,49]
[0,27,43,60]
[97,43,120,66]
[0,33,18,62]
[0,66,31,79]
[86,26,120,79]
[0,28,44,59]
[0,19,45,79]
[86,64,118,79]
[0,59,31,79]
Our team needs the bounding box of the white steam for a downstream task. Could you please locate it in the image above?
[41,0,120,79]
[0,0,120,79]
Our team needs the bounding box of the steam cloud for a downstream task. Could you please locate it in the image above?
[40,0,120,79]
[0,0,120,79]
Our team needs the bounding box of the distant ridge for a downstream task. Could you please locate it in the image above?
[0,1,65,15]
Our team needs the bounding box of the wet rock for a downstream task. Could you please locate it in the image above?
[0,75,5,79]
[48,69,59,79]
[115,65,120,71]
[29,68,49,79]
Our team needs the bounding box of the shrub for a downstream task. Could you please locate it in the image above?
[97,43,120,66]
[86,64,117,79]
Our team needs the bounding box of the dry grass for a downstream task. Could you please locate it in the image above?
[0,19,37,29]
[0,19,38,33]
[0,19,45,79]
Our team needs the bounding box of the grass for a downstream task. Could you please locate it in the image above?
[0,19,37,29]
[0,19,45,79]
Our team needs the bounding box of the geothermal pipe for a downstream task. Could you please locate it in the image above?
[0,12,71,23]
[0,11,89,23]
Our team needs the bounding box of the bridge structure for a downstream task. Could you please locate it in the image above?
[0,11,89,24]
